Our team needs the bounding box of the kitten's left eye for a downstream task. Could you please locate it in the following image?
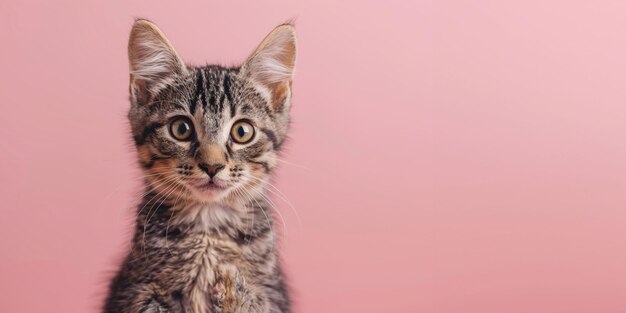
[169,116,194,141]
[230,120,255,144]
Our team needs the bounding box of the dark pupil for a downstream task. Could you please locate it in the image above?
[177,122,189,135]
[237,125,247,137]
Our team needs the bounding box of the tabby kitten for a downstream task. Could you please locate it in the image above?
[104,19,297,313]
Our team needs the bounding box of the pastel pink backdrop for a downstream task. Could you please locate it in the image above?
[1,1,626,312]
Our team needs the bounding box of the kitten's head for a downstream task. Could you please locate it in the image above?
[127,20,296,205]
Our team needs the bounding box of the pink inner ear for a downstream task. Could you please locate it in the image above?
[270,81,290,111]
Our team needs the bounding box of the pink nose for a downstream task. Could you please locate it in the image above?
[198,163,225,178]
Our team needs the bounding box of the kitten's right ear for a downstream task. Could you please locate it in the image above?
[128,19,187,105]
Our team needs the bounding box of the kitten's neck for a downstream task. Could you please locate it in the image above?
[136,187,274,240]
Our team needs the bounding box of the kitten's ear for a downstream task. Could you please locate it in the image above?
[128,19,187,104]
[241,24,297,111]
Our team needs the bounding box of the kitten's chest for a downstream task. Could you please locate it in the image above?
[182,234,243,313]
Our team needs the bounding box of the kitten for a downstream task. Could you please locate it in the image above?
[104,19,296,313]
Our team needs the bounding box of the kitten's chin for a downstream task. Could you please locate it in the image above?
[187,188,228,203]
[186,179,231,203]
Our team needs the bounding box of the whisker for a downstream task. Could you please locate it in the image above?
[136,175,180,215]
[119,174,182,258]
[142,177,182,256]
[99,169,175,220]
[249,186,288,239]
[274,157,313,172]
[239,187,277,255]
[232,187,255,244]
[129,175,179,257]
[238,176,289,237]
[164,210,176,255]
[241,174,303,233]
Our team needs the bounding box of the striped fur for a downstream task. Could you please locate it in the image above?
[104,19,296,313]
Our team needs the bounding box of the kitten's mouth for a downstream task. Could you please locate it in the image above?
[189,178,228,192]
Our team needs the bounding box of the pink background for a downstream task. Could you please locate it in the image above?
[1,1,626,312]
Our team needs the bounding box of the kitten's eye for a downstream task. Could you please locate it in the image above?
[230,120,255,144]
[169,116,194,141]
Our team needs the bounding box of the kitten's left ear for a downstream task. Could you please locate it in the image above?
[241,24,297,111]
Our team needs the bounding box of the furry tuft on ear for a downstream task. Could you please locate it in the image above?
[128,19,186,104]
[241,24,297,110]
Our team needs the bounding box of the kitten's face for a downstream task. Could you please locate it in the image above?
[127,20,296,205]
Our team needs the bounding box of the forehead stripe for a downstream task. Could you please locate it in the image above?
[208,92,217,113]
[218,86,225,113]
[223,74,236,117]
[191,70,205,115]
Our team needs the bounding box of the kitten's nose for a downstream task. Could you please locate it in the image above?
[198,163,225,178]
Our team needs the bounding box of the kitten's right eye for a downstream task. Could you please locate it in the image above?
[169,116,194,141]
